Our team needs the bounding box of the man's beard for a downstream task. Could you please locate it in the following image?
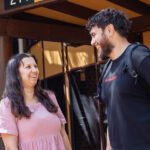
[98,34,114,61]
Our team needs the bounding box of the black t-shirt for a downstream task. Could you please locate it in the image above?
[100,45,150,150]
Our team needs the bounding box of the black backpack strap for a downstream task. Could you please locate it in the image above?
[97,59,112,96]
[94,60,112,150]
[125,42,150,94]
[125,43,150,79]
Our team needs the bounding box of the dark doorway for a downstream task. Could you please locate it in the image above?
[70,65,101,150]
[41,73,67,119]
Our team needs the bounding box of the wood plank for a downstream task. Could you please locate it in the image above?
[0,0,65,16]
[0,18,90,44]
[131,15,150,32]
[11,12,82,27]
[44,1,97,20]
[108,0,150,16]
[0,15,149,44]
[0,18,8,35]
[0,36,13,96]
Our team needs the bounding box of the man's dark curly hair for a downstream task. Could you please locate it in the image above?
[86,8,132,37]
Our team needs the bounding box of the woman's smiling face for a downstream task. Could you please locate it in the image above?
[19,57,39,88]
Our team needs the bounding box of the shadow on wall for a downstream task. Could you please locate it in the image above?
[0,138,4,150]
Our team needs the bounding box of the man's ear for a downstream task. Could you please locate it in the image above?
[105,24,115,37]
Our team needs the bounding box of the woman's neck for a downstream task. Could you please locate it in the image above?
[23,88,37,105]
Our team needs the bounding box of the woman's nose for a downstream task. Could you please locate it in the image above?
[32,66,38,72]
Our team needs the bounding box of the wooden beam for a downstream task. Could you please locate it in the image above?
[0,36,13,96]
[0,14,149,45]
[0,0,4,14]
[0,18,8,35]
[44,1,97,20]
[11,12,82,27]
[107,0,150,16]
[0,0,65,16]
[0,18,90,44]
[11,10,150,34]
[131,16,150,32]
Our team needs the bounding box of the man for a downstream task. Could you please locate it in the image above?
[86,8,150,150]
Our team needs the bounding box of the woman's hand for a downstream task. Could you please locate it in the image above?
[1,133,18,150]
[106,128,111,150]
[106,143,111,150]
[60,125,72,150]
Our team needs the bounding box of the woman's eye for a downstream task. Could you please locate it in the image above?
[26,66,31,69]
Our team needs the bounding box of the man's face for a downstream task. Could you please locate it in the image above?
[90,25,113,60]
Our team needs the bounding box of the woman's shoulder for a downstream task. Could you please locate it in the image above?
[44,90,55,97]
[43,90,58,105]
[0,97,11,107]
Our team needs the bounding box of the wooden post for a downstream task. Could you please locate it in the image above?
[0,36,13,150]
[62,43,72,145]
[0,36,13,96]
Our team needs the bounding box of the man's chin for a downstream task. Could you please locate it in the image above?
[99,53,109,61]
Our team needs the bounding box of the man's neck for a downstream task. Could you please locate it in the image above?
[110,38,130,60]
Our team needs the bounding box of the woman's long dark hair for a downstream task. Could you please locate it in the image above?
[2,53,58,119]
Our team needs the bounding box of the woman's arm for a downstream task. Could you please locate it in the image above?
[106,128,111,150]
[1,134,18,150]
[60,125,72,150]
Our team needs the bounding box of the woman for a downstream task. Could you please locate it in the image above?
[0,53,71,150]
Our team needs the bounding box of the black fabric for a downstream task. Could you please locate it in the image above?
[99,44,150,150]
[97,59,112,99]
[124,43,150,95]
[125,43,149,77]
[70,71,101,150]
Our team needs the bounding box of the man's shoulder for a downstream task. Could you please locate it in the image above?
[132,43,150,66]
[124,43,150,66]
[132,43,150,54]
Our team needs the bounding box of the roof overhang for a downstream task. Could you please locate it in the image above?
[0,0,149,44]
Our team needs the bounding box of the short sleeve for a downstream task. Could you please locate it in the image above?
[132,46,150,87]
[0,98,18,136]
[139,56,150,86]
[48,91,66,125]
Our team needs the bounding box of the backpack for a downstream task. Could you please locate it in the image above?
[125,43,150,80]
[97,42,150,96]
[95,43,150,149]
[124,43,150,95]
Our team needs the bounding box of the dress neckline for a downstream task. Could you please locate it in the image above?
[26,101,41,107]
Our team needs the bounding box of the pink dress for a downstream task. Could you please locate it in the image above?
[0,91,66,150]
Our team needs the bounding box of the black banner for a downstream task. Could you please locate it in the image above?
[5,0,34,10]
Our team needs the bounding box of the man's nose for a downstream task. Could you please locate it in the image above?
[91,38,95,46]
